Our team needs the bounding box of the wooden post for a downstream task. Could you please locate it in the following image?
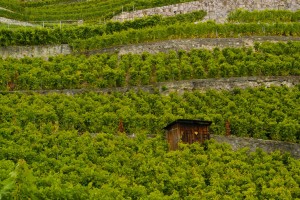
[225,120,231,136]
[118,119,124,133]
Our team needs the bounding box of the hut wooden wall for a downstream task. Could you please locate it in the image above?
[166,123,210,150]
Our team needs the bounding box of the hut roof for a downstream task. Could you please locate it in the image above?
[163,119,212,130]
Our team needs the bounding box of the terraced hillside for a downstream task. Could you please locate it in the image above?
[0,1,299,199]
[0,0,199,21]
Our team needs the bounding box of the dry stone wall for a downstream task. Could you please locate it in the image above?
[0,44,71,59]
[2,36,300,59]
[157,76,300,95]
[88,36,300,56]
[112,0,300,22]
[211,134,300,159]
[5,76,299,95]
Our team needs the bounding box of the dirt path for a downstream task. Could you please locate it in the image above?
[0,6,13,13]
[0,17,36,26]
[0,6,36,27]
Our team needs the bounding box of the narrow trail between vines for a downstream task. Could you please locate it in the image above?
[0,6,36,27]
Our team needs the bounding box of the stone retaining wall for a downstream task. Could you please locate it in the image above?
[4,76,299,95]
[1,36,300,59]
[211,134,300,159]
[112,0,300,22]
[87,36,300,56]
[158,76,300,95]
[0,44,71,59]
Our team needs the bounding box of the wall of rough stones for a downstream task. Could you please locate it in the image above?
[5,76,299,95]
[157,76,300,95]
[0,44,71,59]
[87,36,300,56]
[1,36,300,59]
[211,134,300,159]
[112,0,300,22]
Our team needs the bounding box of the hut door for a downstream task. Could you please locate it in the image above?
[182,129,194,144]
[182,131,189,144]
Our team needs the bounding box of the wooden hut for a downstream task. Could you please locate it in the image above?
[164,119,212,150]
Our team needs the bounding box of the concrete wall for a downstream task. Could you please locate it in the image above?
[211,134,300,159]
[112,0,300,22]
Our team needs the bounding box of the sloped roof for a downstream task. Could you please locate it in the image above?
[163,119,212,130]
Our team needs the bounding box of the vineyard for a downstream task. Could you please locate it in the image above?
[0,86,300,141]
[0,0,300,199]
[1,42,300,90]
[1,133,300,199]
[0,11,206,46]
[0,0,199,21]
[228,9,300,23]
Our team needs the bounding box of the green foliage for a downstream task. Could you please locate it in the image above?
[0,1,299,198]
[0,133,300,199]
[0,86,299,142]
[0,159,37,199]
[1,42,300,90]
[0,0,23,12]
[105,11,206,34]
[71,22,300,51]
[1,21,300,48]
[228,9,300,23]
[0,0,200,21]
[0,11,205,46]
[0,25,106,46]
